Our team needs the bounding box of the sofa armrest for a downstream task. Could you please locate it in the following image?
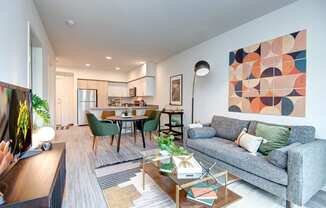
[287,139,326,205]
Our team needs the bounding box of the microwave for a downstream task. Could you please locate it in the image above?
[129,87,136,97]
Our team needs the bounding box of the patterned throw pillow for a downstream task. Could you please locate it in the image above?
[235,128,265,154]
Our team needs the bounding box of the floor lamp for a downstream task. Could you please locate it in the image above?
[191,60,210,123]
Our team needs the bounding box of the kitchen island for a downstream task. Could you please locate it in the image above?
[89,105,159,119]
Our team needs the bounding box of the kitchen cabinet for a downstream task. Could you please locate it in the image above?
[97,81,108,107]
[77,80,88,89]
[108,82,128,97]
[128,77,155,97]
[77,79,108,107]
[87,80,98,89]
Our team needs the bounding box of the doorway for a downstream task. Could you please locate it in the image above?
[56,72,75,127]
[29,27,44,97]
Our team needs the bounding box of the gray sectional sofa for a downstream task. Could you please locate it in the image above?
[185,115,326,207]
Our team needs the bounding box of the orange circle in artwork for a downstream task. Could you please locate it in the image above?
[282,54,295,75]
[295,88,305,96]
[243,53,260,63]
[295,74,306,89]
[251,97,264,113]
[251,61,261,78]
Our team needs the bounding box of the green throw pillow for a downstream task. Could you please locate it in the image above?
[256,123,290,155]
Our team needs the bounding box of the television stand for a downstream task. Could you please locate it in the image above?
[0,143,66,208]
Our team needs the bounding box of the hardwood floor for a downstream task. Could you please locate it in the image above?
[55,126,325,208]
[55,126,107,208]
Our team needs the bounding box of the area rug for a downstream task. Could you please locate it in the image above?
[89,134,157,169]
[96,162,175,208]
[95,157,326,208]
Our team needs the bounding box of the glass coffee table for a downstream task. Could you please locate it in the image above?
[141,149,241,208]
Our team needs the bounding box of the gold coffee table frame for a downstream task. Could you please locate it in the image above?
[141,150,234,208]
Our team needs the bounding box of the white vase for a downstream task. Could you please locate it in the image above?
[33,112,44,129]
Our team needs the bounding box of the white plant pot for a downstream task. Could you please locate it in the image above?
[33,112,44,129]
[160,150,170,156]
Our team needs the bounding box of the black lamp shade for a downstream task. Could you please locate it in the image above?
[194,60,210,76]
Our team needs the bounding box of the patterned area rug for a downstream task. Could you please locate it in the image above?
[89,134,157,169]
[97,162,175,208]
[95,157,326,208]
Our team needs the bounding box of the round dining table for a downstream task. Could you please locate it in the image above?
[105,115,148,152]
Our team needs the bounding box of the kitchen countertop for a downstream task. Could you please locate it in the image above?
[89,105,159,110]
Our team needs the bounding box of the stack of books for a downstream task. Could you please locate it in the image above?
[159,162,174,173]
[186,182,219,207]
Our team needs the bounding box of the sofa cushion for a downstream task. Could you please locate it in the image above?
[186,137,288,185]
[247,121,315,145]
[288,126,315,144]
[267,142,301,169]
[211,116,250,141]
[188,127,216,139]
[256,123,290,155]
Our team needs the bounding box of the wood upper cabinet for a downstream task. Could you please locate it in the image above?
[97,81,108,107]
[77,80,88,89]
[86,80,98,89]
[77,79,108,107]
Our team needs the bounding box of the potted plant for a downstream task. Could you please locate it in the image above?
[31,94,54,148]
[32,94,50,128]
[154,133,188,174]
[154,133,188,156]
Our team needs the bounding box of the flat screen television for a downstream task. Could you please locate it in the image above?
[0,81,32,156]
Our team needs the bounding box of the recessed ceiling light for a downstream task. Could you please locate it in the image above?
[105,56,112,60]
[65,19,76,27]
[85,64,91,67]
[115,67,120,70]
[138,61,145,65]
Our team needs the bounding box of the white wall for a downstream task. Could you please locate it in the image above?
[0,0,56,126]
[155,0,326,138]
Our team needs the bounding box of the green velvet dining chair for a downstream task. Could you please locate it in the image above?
[86,113,120,153]
[136,110,161,140]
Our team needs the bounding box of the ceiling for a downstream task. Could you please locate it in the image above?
[34,0,297,71]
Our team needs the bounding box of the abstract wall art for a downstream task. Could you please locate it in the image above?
[229,30,306,117]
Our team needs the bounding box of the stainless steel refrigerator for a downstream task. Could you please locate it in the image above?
[77,89,97,125]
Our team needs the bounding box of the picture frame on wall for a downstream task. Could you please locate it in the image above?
[170,74,183,106]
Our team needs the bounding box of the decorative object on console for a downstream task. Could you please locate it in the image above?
[229,30,306,117]
[0,141,14,177]
[192,60,210,123]
[32,94,50,127]
[170,74,183,106]
[31,94,55,149]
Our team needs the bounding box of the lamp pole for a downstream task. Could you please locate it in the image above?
[191,60,210,124]
[191,73,196,123]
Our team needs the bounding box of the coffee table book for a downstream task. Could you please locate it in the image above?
[186,191,215,207]
[190,182,219,200]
